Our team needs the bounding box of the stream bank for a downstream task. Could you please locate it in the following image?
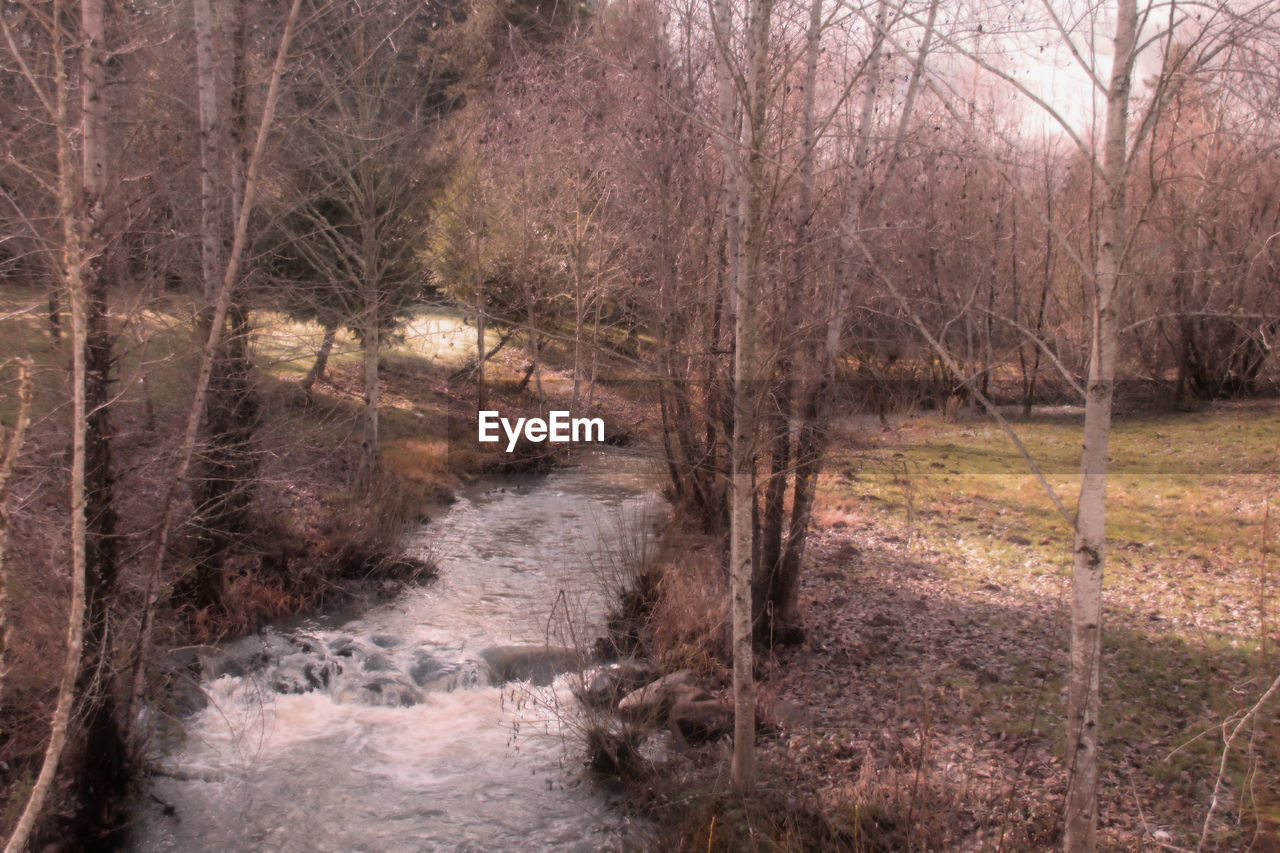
[133,448,660,851]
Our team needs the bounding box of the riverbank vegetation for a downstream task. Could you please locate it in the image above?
[0,285,646,845]
[3,0,1280,847]
[605,401,1278,849]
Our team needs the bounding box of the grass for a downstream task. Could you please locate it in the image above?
[249,300,499,378]
[822,403,1280,632]
[811,400,1280,846]
[642,768,900,852]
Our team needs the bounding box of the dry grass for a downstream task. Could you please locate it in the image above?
[648,539,731,676]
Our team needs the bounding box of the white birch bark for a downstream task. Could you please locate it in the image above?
[1064,0,1137,848]
[709,0,752,793]
[711,0,773,794]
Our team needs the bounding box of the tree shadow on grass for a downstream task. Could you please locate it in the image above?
[756,523,1277,850]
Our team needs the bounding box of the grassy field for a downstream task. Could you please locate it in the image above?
[796,401,1280,846]
[820,404,1278,635]
[633,400,1280,850]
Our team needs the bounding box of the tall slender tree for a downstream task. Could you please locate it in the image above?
[4,0,94,843]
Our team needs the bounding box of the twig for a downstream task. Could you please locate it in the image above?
[0,358,34,710]
[1130,772,1193,852]
[1197,672,1280,851]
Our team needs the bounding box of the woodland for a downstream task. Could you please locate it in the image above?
[1,0,1279,848]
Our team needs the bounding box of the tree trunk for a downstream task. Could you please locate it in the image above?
[0,359,34,713]
[5,6,89,843]
[712,0,774,795]
[226,0,248,227]
[301,322,338,392]
[187,306,258,611]
[358,279,380,490]
[778,384,824,627]
[47,291,62,339]
[185,0,258,614]
[1064,1,1136,848]
[757,390,790,636]
[75,0,130,832]
[759,0,823,643]
[587,299,601,407]
[516,337,543,394]
[571,208,585,414]
[475,289,486,411]
[710,0,751,793]
[525,305,543,400]
[76,207,128,846]
[194,0,221,306]
[1025,168,1053,418]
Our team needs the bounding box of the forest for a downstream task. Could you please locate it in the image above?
[1,0,1279,848]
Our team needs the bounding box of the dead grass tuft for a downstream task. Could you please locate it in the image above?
[648,539,730,676]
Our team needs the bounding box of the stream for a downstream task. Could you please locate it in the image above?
[133,448,659,852]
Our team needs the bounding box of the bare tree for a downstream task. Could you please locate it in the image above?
[850,0,1278,846]
[1062,3,1139,845]
[4,0,94,842]
[264,2,458,489]
[0,358,33,713]
[709,0,778,793]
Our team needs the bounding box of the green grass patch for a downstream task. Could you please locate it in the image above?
[822,404,1280,628]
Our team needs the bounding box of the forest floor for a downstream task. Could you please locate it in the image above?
[640,401,1280,851]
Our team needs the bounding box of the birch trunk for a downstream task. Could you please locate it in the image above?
[735,0,772,788]
[711,0,773,794]
[4,3,88,844]
[709,0,751,792]
[1064,0,1136,848]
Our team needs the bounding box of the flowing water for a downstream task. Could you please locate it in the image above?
[134,449,658,852]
